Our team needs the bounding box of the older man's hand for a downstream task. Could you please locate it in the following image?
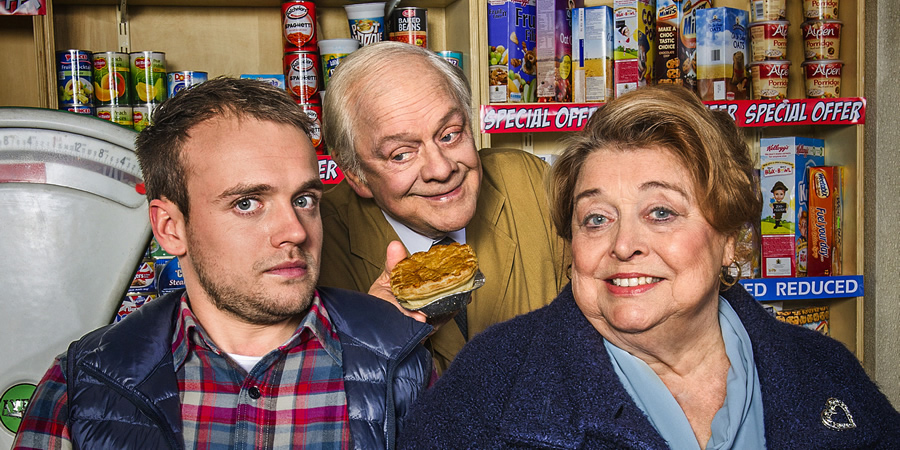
[368,240,430,323]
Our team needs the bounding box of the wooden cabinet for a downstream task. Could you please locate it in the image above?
[0,0,866,356]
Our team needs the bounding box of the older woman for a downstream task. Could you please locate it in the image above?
[397,86,900,449]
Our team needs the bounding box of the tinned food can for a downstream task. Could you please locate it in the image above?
[296,101,325,154]
[167,71,208,98]
[91,51,131,105]
[284,51,320,103]
[96,104,134,127]
[389,7,427,48]
[282,1,317,52]
[56,49,94,108]
[130,51,167,104]
[437,51,464,71]
[133,103,161,132]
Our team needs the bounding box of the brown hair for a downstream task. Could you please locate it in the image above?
[549,85,761,259]
[135,76,312,220]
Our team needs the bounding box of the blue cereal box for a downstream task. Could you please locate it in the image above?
[536,0,582,102]
[613,0,656,97]
[759,136,824,277]
[572,6,614,103]
[156,257,186,295]
[488,0,537,103]
[696,7,750,101]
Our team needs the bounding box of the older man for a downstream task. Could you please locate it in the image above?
[14,77,432,449]
[319,42,569,372]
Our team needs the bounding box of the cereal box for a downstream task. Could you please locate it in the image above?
[655,0,710,90]
[572,6,614,102]
[536,0,583,102]
[613,0,656,97]
[696,7,750,101]
[488,0,537,103]
[807,166,843,276]
[775,305,830,336]
[760,137,825,277]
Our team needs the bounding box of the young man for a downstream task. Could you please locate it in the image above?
[14,77,433,449]
[319,42,570,372]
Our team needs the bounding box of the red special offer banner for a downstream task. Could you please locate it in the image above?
[0,0,46,15]
[480,98,866,133]
[318,155,344,185]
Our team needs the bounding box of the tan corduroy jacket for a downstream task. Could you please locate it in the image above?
[318,148,570,372]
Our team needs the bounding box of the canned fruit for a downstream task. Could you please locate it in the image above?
[91,52,131,105]
[130,52,167,104]
[59,77,93,104]
[135,78,166,102]
[94,72,128,103]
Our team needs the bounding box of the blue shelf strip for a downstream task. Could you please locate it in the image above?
[739,275,864,301]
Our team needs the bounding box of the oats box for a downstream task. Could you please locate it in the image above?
[696,7,750,101]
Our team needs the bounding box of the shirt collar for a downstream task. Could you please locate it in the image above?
[381,209,467,255]
[172,290,343,371]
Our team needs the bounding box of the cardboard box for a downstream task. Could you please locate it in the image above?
[807,166,843,276]
[696,7,750,101]
[774,305,830,336]
[572,6,614,102]
[655,0,710,91]
[759,137,825,277]
[488,0,537,103]
[536,0,582,102]
[613,0,656,97]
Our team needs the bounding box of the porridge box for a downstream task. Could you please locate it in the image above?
[696,7,750,101]
[613,0,656,97]
[759,136,824,277]
[488,0,537,103]
[572,5,614,102]
[536,0,583,102]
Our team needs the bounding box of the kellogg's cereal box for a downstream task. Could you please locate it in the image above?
[613,0,656,97]
[760,136,824,277]
[807,166,843,277]
[696,7,750,101]
[536,0,583,102]
[572,6,614,102]
[655,0,710,90]
[488,0,537,103]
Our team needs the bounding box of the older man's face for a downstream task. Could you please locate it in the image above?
[347,63,482,239]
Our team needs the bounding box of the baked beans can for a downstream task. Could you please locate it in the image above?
[282,1,317,52]
[296,101,325,154]
[802,59,842,98]
[96,104,134,127]
[130,51,167,104]
[749,60,790,100]
[749,21,790,61]
[132,103,160,132]
[56,49,94,108]
[389,7,427,48]
[802,20,842,60]
[167,71,208,98]
[91,51,131,105]
[284,51,320,102]
[437,51,464,71]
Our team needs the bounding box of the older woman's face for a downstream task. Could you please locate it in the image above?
[570,147,734,339]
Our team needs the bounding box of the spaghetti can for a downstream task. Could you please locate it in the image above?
[167,71,208,98]
[130,51,167,104]
[296,101,325,154]
[56,49,94,108]
[389,7,427,48]
[284,51,321,103]
[91,51,131,105]
[96,104,134,127]
[282,1,317,52]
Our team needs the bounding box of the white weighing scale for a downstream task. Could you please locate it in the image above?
[0,108,150,447]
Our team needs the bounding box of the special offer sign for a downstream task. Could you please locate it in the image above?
[480,98,866,133]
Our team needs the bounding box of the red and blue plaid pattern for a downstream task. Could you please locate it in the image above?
[13,291,351,449]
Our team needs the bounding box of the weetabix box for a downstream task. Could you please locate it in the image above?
[488,0,537,103]
[613,0,655,97]
[807,166,843,276]
[760,137,825,277]
[696,7,750,101]
[572,6,614,102]
[655,0,710,90]
[536,0,583,102]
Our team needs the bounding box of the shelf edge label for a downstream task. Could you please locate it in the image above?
[481,104,601,133]
[739,275,864,301]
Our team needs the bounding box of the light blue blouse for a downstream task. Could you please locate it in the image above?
[604,297,766,449]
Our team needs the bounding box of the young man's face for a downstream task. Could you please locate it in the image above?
[345,60,482,239]
[178,116,324,324]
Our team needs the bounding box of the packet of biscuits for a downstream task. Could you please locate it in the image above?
[389,242,485,317]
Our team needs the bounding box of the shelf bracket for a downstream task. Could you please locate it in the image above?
[117,0,131,53]
[521,132,534,153]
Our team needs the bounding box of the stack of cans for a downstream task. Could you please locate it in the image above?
[130,51,168,132]
[91,51,133,127]
[281,0,325,154]
[118,237,184,322]
[56,49,95,115]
